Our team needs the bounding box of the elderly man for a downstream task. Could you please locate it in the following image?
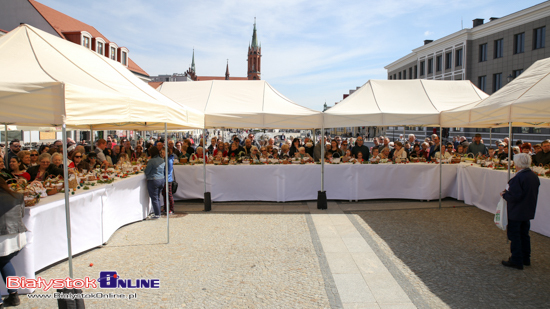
[501,153,540,270]
[466,133,487,155]
[241,133,260,149]
[532,140,550,165]
[243,139,254,155]
[351,136,370,160]
[408,134,416,145]
[378,137,390,152]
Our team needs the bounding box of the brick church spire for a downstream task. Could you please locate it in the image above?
[247,18,261,80]
[225,59,230,80]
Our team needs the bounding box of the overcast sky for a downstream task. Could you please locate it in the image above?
[39,0,544,111]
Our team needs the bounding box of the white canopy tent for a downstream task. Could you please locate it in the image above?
[322,79,488,209]
[441,57,550,128]
[0,24,204,278]
[324,79,487,127]
[158,80,323,129]
[0,24,204,130]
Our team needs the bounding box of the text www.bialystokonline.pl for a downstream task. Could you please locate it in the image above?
[28,292,138,300]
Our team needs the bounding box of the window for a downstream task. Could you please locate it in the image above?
[513,69,523,78]
[110,47,116,60]
[478,76,486,92]
[393,74,396,80]
[389,75,392,80]
[403,70,406,79]
[409,67,413,79]
[534,27,546,49]
[82,36,90,48]
[479,43,487,62]
[514,33,525,54]
[428,59,433,74]
[414,65,418,79]
[97,42,103,55]
[436,55,442,72]
[445,52,452,69]
[398,72,402,79]
[494,39,503,58]
[121,51,127,65]
[420,61,425,76]
[493,73,502,92]
[455,49,463,67]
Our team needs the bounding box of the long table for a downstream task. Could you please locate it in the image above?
[2,174,151,295]
[173,163,549,237]
[173,163,459,202]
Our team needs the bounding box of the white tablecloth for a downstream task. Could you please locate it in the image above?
[456,165,550,238]
[173,163,459,202]
[2,174,150,295]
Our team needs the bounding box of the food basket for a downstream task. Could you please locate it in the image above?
[24,195,40,207]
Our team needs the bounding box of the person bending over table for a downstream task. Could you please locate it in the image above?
[9,157,30,182]
[501,153,540,270]
[0,177,27,307]
[27,153,62,182]
[144,147,165,220]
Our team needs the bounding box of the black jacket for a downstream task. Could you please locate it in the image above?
[532,151,550,166]
[27,164,63,182]
[503,168,540,221]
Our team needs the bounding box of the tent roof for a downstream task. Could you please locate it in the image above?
[0,24,204,130]
[158,80,323,129]
[441,57,550,128]
[323,80,487,128]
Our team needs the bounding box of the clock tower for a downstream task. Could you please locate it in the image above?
[247,19,261,80]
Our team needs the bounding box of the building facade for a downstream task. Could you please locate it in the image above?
[0,0,150,82]
[384,2,550,144]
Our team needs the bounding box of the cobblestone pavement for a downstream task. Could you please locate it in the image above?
[352,207,550,309]
[17,213,331,308]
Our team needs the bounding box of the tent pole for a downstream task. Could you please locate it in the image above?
[507,122,512,181]
[62,124,74,278]
[439,126,442,210]
[203,129,211,211]
[318,124,327,210]
[165,123,170,244]
[4,125,8,168]
[90,125,94,151]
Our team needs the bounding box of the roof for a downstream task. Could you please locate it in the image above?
[197,76,248,81]
[28,0,149,77]
[128,58,149,76]
[148,81,164,89]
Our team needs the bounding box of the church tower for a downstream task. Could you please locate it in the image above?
[247,19,261,80]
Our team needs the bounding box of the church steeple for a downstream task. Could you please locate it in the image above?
[247,18,261,80]
[191,49,196,73]
[225,59,230,80]
[251,18,259,49]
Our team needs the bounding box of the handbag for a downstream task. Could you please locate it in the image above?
[494,197,508,230]
[171,161,178,194]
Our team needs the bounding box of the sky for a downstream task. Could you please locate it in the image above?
[38,0,546,111]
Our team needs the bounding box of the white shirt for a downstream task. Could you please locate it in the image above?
[0,232,27,256]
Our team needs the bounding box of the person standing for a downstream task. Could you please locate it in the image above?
[501,153,540,270]
[144,147,165,219]
[161,147,175,215]
[351,137,370,160]
[0,177,26,306]
[466,133,487,155]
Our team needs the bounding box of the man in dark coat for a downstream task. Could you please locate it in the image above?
[501,153,540,270]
